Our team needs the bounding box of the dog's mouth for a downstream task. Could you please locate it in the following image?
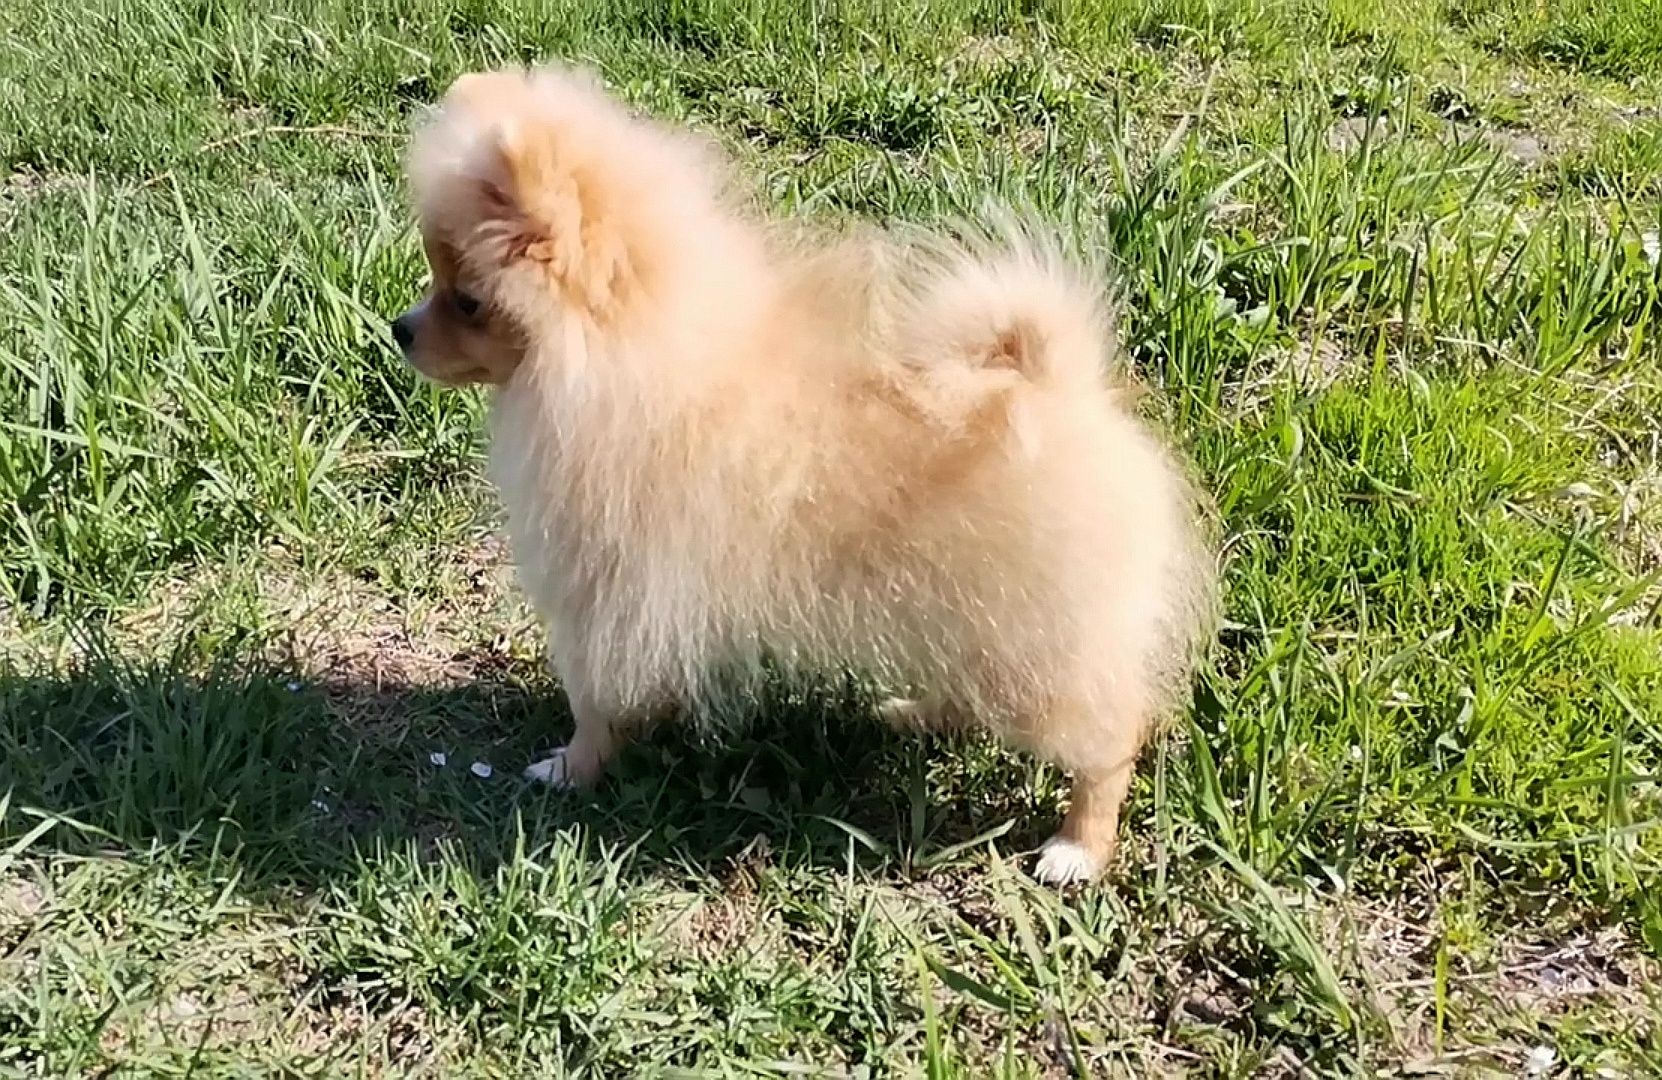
[410,363,485,387]
[403,354,493,387]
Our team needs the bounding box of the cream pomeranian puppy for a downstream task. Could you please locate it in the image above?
[392,67,1216,884]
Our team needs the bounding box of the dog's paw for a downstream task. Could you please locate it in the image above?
[877,696,925,726]
[876,695,959,731]
[524,747,591,789]
[1034,837,1104,886]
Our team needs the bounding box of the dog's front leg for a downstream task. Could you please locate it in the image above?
[524,637,624,788]
[524,699,617,788]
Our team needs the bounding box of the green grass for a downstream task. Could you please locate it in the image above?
[3,0,1661,1074]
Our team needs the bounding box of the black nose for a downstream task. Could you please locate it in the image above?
[391,315,415,350]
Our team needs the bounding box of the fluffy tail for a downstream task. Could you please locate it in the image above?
[898,223,1118,395]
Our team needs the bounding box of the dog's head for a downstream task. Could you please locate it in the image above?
[392,67,723,386]
[391,225,525,387]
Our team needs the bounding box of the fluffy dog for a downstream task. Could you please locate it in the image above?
[392,67,1216,884]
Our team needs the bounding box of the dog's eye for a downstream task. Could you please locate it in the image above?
[454,291,482,319]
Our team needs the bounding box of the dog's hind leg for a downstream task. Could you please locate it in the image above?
[1029,693,1148,886]
[1034,764,1133,885]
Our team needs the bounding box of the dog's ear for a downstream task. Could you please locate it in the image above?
[445,71,511,113]
[443,73,640,317]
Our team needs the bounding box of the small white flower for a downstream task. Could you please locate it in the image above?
[470,761,493,779]
[1524,1045,1556,1076]
[429,751,448,767]
[285,680,303,693]
[310,799,331,813]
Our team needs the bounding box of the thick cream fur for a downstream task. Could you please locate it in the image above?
[404,67,1217,868]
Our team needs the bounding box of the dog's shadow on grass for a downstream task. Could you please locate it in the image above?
[0,657,1059,889]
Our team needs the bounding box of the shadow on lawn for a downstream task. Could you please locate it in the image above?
[0,654,1059,886]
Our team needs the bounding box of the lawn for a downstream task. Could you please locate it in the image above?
[2,0,1661,1074]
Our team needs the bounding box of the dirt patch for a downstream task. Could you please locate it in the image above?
[100,985,268,1058]
[291,997,442,1066]
[0,170,89,231]
[99,536,538,692]
[1442,122,1553,166]
[957,34,1027,67]
[677,893,766,963]
[1226,333,1357,415]
[894,855,1659,1074]
[1284,335,1351,389]
[95,980,446,1069]
[1484,129,1549,165]
[1327,116,1390,153]
[659,834,779,964]
[1326,894,1658,1070]
[1,169,86,200]
[0,877,48,927]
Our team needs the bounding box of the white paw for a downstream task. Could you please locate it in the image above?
[877,696,923,725]
[1034,838,1103,886]
[524,748,579,789]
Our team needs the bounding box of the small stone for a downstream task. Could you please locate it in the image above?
[470,761,493,779]
[1327,115,1387,152]
[1524,1045,1556,1076]
[1643,232,1659,265]
[1181,991,1240,1024]
[1555,482,1598,501]
[0,880,46,920]
[1485,130,1547,166]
